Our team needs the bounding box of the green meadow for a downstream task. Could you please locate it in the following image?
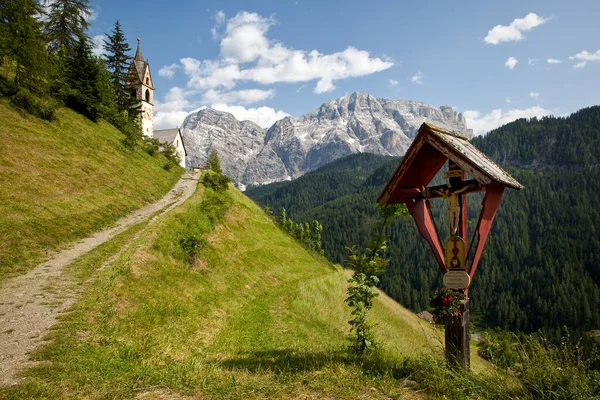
[0,99,182,280]
[1,182,507,399]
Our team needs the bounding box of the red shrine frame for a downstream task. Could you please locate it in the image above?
[378,123,523,286]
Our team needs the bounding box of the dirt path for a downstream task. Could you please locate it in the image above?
[0,170,200,386]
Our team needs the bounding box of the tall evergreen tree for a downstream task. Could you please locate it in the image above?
[44,0,91,55]
[64,32,100,120]
[102,20,132,112]
[0,0,50,92]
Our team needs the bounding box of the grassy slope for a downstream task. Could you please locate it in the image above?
[1,184,494,399]
[0,99,182,280]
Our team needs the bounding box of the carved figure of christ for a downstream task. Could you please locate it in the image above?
[432,184,475,235]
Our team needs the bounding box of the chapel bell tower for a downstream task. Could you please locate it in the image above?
[126,38,154,137]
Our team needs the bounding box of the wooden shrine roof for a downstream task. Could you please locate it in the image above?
[378,122,524,205]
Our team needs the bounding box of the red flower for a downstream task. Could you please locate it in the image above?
[448,296,453,302]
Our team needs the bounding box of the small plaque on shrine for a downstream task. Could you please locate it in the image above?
[443,270,471,289]
[446,235,466,271]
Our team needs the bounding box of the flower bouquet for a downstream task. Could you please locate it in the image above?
[429,287,467,325]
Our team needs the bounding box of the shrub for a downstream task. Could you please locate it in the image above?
[202,170,230,192]
[0,74,16,96]
[141,136,160,156]
[119,114,142,150]
[179,235,207,266]
[161,142,181,170]
[64,89,99,121]
[478,330,600,398]
[152,188,232,265]
[9,89,57,121]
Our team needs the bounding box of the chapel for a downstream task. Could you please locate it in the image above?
[125,40,187,169]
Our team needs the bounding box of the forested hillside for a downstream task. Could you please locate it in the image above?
[471,106,600,170]
[247,106,600,338]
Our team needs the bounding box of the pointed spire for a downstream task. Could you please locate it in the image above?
[134,38,144,61]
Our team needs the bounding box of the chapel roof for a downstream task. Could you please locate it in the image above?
[153,128,180,143]
[154,128,187,156]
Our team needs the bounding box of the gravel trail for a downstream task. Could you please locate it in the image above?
[0,170,200,386]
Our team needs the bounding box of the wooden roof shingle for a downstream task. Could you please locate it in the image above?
[378,122,523,205]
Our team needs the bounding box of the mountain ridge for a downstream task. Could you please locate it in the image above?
[181,92,471,187]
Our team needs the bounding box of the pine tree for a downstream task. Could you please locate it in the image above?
[0,0,50,92]
[280,207,287,226]
[102,21,132,112]
[45,0,91,55]
[311,220,323,253]
[64,32,101,120]
[206,149,222,174]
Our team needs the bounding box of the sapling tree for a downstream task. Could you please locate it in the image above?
[205,149,222,174]
[280,207,287,226]
[345,204,405,355]
[278,207,324,254]
[201,150,230,191]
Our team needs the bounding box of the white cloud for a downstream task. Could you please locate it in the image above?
[215,10,226,25]
[485,13,548,45]
[389,79,399,87]
[464,106,551,135]
[547,58,562,64]
[158,63,180,79]
[211,103,290,128]
[87,6,100,21]
[180,58,242,91]
[505,57,518,70]
[91,35,106,57]
[154,111,190,130]
[529,92,539,99]
[505,97,512,103]
[212,10,226,40]
[200,89,275,105]
[177,11,392,95]
[411,71,423,84]
[242,45,393,93]
[528,58,537,66]
[220,11,275,64]
[153,87,197,129]
[569,49,600,69]
[154,87,194,113]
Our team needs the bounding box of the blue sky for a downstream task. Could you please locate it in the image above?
[88,0,599,134]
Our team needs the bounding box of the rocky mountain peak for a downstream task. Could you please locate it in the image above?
[181,93,472,187]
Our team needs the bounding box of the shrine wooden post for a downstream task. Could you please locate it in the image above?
[377,123,523,369]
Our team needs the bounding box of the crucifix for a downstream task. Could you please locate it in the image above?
[378,122,524,370]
